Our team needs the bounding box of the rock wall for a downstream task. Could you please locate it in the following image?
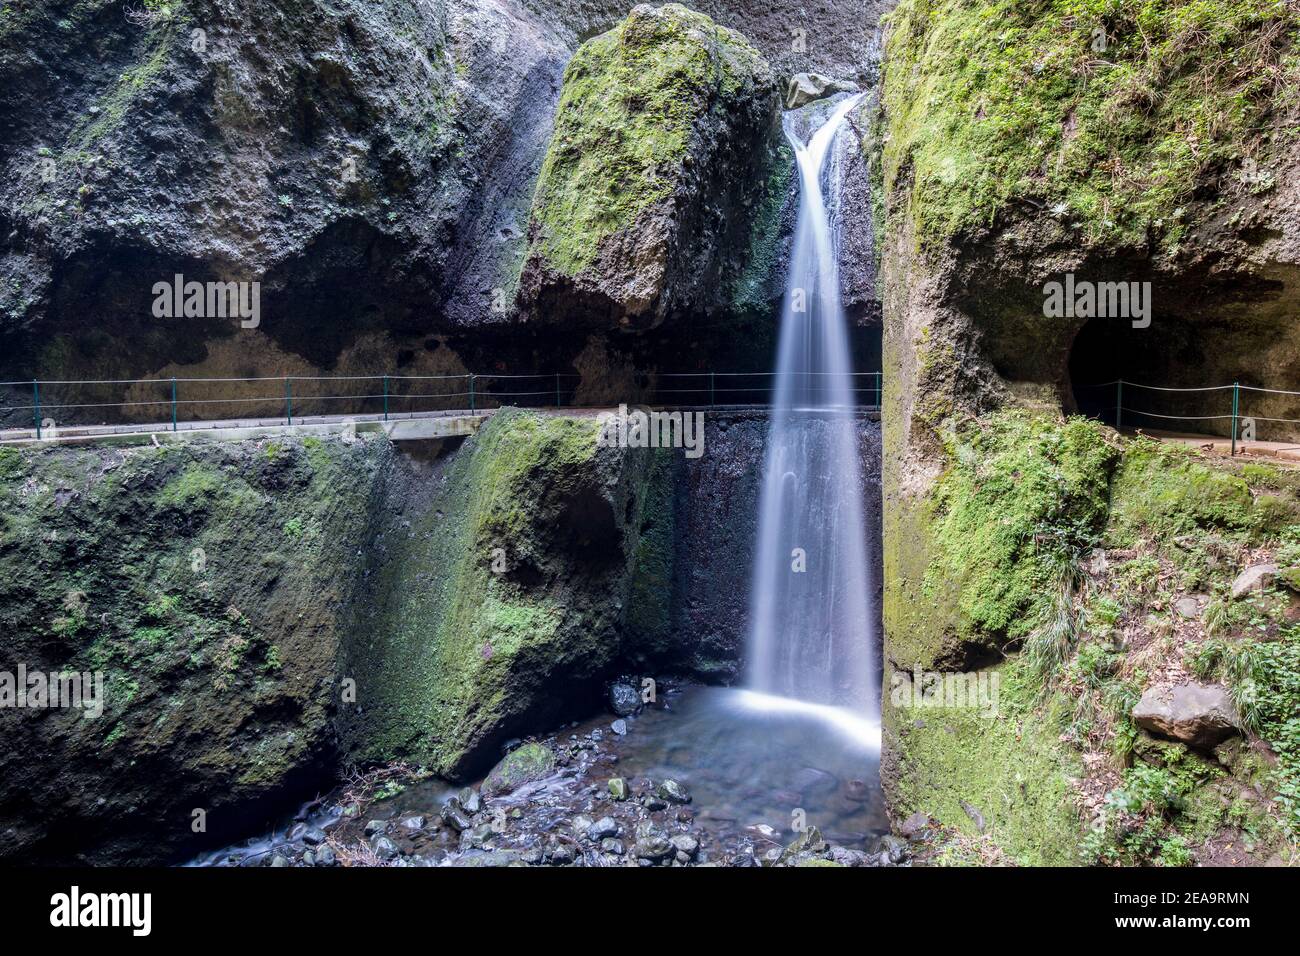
[0,0,891,421]
[624,411,883,682]
[6,405,881,862]
[0,433,387,864]
[874,0,1300,864]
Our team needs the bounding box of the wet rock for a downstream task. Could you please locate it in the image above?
[520,847,545,866]
[315,846,336,867]
[791,767,837,794]
[785,72,860,109]
[669,833,699,859]
[458,788,482,815]
[898,811,932,839]
[610,719,628,736]
[302,826,328,846]
[269,854,290,868]
[1232,563,1279,599]
[783,826,828,860]
[875,834,909,865]
[363,819,387,838]
[601,838,626,856]
[399,815,426,831]
[301,850,316,867]
[587,816,620,841]
[451,850,523,867]
[641,793,669,812]
[370,835,399,861]
[609,682,641,717]
[548,842,575,866]
[608,777,629,801]
[482,742,556,797]
[829,846,874,867]
[842,779,871,803]
[440,799,474,833]
[657,780,692,805]
[1132,683,1240,748]
[633,821,675,861]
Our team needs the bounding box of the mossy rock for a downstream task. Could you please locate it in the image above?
[517,3,779,328]
[481,743,557,797]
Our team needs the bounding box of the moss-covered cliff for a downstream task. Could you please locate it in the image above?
[337,408,656,778]
[0,434,387,863]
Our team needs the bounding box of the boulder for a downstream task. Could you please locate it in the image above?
[785,72,860,109]
[481,743,557,797]
[608,682,641,716]
[1231,563,1279,599]
[517,3,781,330]
[1132,683,1240,749]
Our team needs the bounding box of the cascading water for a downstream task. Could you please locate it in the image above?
[747,94,876,717]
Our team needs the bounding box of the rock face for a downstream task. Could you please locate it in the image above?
[0,0,889,406]
[336,408,658,779]
[623,411,883,679]
[516,4,780,330]
[1132,683,1240,749]
[0,435,388,864]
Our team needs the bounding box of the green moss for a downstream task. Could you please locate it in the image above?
[923,412,1116,652]
[342,408,640,777]
[624,448,676,655]
[1106,437,1259,543]
[891,660,1085,865]
[481,742,557,796]
[526,3,766,276]
[881,0,1299,250]
[155,464,225,508]
[66,15,181,153]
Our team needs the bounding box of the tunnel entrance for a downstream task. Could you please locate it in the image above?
[1067,312,1300,443]
[1068,316,1230,438]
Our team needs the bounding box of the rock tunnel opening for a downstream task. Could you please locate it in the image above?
[1068,308,1300,443]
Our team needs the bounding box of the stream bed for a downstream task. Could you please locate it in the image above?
[189,684,896,867]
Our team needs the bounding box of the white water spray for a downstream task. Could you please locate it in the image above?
[747,94,876,716]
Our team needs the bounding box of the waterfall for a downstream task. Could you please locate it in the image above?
[746,94,876,716]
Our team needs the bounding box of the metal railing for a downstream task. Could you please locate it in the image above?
[1081,379,1300,454]
[1,371,884,439]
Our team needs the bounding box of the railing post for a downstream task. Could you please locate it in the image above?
[710,371,715,407]
[555,373,561,408]
[1231,381,1240,456]
[285,376,292,426]
[171,378,177,432]
[469,374,476,413]
[1116,380,1123,432]
[33,380,40,439]
[383,375,389,422]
